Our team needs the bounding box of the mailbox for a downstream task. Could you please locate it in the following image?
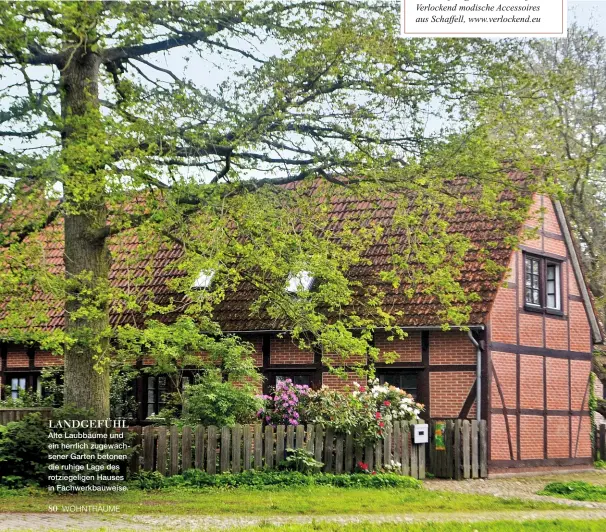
[412,423,429,444]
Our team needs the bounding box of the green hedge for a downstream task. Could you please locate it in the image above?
[130,469,421,490]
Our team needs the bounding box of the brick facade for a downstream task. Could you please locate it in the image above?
[487,194,595,472]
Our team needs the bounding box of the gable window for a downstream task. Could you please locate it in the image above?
[286,271,315,294]
[524,254,562,313]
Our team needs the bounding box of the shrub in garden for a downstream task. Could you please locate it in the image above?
[0,413,49,487]
[257,377,424,446]
[257,378,310,426]
[280,448,324,474]
[181,370,263,427]
[129,469,421,490]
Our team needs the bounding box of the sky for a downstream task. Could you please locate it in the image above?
[570,1,606,35]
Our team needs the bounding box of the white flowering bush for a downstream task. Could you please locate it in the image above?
[353,378,423,426]
[304,378,424,446]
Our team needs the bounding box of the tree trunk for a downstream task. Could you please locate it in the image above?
[60,49,111,418]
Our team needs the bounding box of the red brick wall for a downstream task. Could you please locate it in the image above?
[519,415,544,459]
[34,351,63,367]
[488,194,595,470]
[322,372,364,391]
[6,350,29,368]
[270,336,314,365]
[375,332,421,363]
[430,331,475,365]
[519,354,543,410]
[429,371,475,418]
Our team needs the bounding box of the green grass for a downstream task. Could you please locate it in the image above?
[539,481,606,502]
[6,521,606,532]
[0,485,568,516]
[235,521,606,532]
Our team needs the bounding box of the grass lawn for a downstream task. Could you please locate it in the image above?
[237,521,606,531]
[539,481,606,502]
[0,485,569,515]
[5,520,606,532]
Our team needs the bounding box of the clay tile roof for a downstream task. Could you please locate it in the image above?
[1,171,535,333]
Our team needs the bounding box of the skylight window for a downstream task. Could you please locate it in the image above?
[286,270,315,294]
[192,269,215,290]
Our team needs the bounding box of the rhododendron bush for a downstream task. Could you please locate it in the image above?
[258,378,423,446]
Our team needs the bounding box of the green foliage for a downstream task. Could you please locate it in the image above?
[175,370,263,427]
[303,379,423,446]
[130,469,421,491]
[280,448,323,474]
[0,0,544,417]
[539,481,606,502]
[594,460,606,469]
[0,414,48,487]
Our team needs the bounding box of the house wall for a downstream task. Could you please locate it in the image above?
[487,194,594,473]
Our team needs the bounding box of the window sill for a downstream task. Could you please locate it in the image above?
[523,305,565,318]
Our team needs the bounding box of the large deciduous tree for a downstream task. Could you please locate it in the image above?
[0,1,534,417]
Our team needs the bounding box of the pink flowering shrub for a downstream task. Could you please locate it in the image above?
[257,377,424,446]
[256,379,310,426]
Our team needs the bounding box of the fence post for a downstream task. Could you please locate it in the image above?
[446,420,455,479]
[345,433,354,473]
[276,425,285,465]
[393,422,401,473]
[417,419,426,479]
[479,420,488,478]
[296,425,305,450]
[254,424,263,469]
[243,425,252,471]
[195,425,205,470]
[383,424,392,467]
[471,420,479,479]
[182,426,192,472]
[207,425,217,474]
[264,425,274,469]
[600,425,606,461]
[306,424,315,454]
[232,424,242,473]
[157,426,167,475]
[314,424,324,464]
[143,425,154,471]
[286,425,295,450]
[220,426,231,473]
[401,421,409,476]
[169,425,179,476]
[462,420,470,479]
[323,426,334,473]
[454,419,462,480]
[335,434,344,474]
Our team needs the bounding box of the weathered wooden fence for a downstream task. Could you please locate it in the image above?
[129,420,427,479]
[427,419,488,479]
[0,407,53,424]
[595,424,606,461]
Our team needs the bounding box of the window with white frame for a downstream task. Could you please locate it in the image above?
[524,254,562,312]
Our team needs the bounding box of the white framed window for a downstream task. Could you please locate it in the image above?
[286,270,314,294]
[523,254,562,313]
[192,269,215,290]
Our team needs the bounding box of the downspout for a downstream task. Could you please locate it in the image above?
[467,330,482,422]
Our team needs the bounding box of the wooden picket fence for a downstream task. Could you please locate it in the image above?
[129,420,427,479]
[0,407,53,425]
[427,419,488,479]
